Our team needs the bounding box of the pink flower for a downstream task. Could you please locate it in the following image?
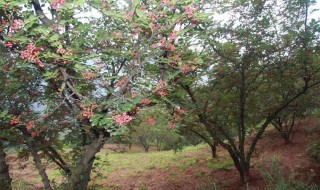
[56,48,66,54]
[162,0,169,5]
[82,71,96,79]
[51,0,66,11]
[115,78,126,87]
[10,19,23,31]
[10,115,21,125]
[80,103,97,119]
[27,121,34,130]
[141,98,151,105]
[31,131,37,137]
[112,112,133,125]
[179,64,192,73]
[156,80,168,97]
[168,30,177,42]
[101,0,108,6]
[185,6,197,18]
[20,43,44,67]
[5,41,12,47]
[167,121,176,129]
[149,12,158,23]
[148,118,155,126]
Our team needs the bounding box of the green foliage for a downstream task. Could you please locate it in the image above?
[259,156,320,190]
[307,142,320,162]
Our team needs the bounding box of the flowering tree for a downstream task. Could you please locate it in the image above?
[0,0,208,189]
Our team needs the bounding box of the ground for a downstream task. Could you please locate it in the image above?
[6,117,320,190]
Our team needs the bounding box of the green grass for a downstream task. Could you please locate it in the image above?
[48,169,63,179]
[208,158,233,169]
[12,144,232,189]
[12,179,32,190]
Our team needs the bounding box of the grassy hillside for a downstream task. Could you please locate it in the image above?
[7,117,320,190]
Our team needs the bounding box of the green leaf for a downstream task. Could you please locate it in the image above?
[60,82,66,91]
[133,95,143,104]
[0,110,9,118]
[90,114,103,126]
[49,34,60,42]
[99,117,113,126]
[44,69,59,80]
[75,0,85,6]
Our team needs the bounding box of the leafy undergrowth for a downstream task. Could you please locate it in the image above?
[7,117,320,190]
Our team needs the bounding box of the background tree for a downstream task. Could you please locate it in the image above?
[162,0,320,183]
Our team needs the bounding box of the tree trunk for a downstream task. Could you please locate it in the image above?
[67,133,106,190]
[128,143,132,150]
[210,143,217,158]
[27,140,53,190]
[144,145,149,152]
[0,140,12,190]
[227,149,250,183]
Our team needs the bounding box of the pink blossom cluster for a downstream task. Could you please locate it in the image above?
[179,64,193,73]
[148,118,155,126]
[20,43,44,67]
[51,0,66,11]
[56,48,66,54]
[185,6,197,18]
[167,121,177,129]
[115,78,126,87]
[168,30,177,43]
[127,10,134,22]
[141,98,151,105]
[162,0,169,5]
[26,121,34,130]
[5,41,13,47]
[26,121,38,137]
[149,12,158,23]
[10,19,23,31]
[101,0,109,6]
[30,131,37,137]
[153,36,176,51]
[80,103,97,119]
[0,20,6,32]
[55,48,73,64]
[112,112,133,126]
[173,107,185,121]
[10,115,21,125]
[56,47,72,56]
[82,71,96,79]
[155,80,168,97]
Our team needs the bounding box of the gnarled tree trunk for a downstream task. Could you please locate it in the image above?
[0,140,12,190]
[67,133,106,190]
